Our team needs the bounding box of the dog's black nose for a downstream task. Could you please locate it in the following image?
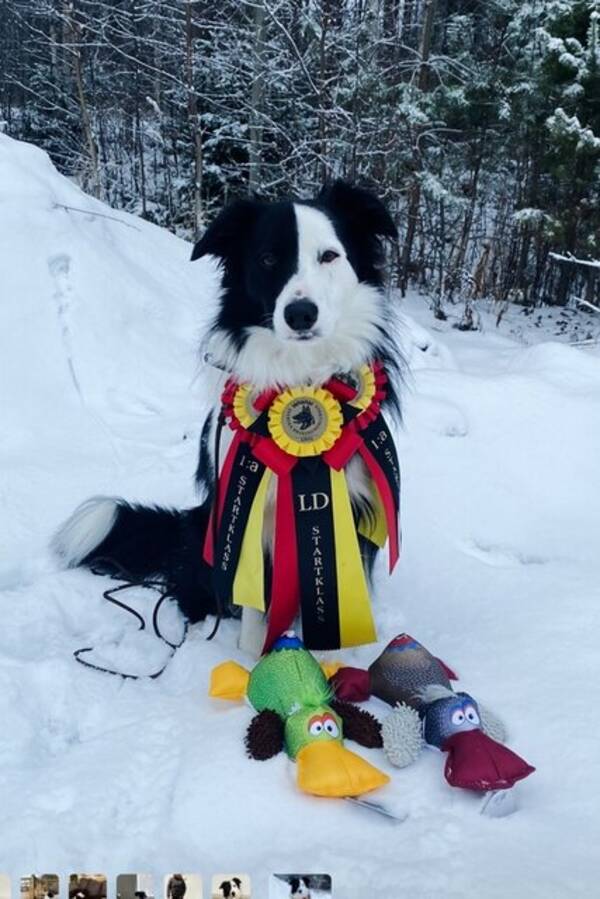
[284,298,318,332]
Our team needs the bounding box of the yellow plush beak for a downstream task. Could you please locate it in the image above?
[296,740,390,798]
[209,660,250,701]
[319,660,346,680]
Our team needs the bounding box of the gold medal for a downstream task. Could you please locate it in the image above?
[268,386,343,456]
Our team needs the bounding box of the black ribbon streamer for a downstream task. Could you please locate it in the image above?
[360,414,401,519]
[291,459,341,649]
[212,440,266,605]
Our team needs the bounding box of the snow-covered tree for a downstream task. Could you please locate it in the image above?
[1,0,598,311]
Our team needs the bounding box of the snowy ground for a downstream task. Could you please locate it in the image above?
[1,134,600,898]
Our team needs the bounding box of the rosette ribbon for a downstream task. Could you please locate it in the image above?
[203,362,400,652]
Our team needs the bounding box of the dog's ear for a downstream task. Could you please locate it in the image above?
[191,199,262,261]
[219,884,229,898]
[232,880,241,889]
[317,180,397,240]
[290,879,299,893]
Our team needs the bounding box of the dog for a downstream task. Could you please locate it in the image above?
[289,878,311,899]
[52,180,400,649]
[216,880,241,899]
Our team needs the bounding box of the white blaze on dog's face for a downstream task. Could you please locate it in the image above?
[271,204,359,344]
[289,877,311,899]
[218,880,241,899]
[192,181,398,389]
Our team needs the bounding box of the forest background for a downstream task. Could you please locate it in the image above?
[1,0,599,319]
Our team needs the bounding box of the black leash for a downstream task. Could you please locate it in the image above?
[205,409,226,641]
[74,403,227,675]
[73,559,188,680]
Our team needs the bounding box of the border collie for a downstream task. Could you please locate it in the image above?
[216,880,241,899]
[289,878,311,899]
[52,181,400,647]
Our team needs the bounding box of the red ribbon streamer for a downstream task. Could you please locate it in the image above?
[263,473,300,652]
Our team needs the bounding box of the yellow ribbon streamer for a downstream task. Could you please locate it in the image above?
[232,469,272,611]
[357,480,388,548]
[330,468,377,647]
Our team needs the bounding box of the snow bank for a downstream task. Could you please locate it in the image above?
[1,136,600,898]
[0,133,222,568]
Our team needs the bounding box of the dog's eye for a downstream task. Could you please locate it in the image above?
[260,252,277,268]
[320,249,339,264]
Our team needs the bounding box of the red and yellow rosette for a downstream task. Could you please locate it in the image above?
[348,363,377,411]
[232,383,261,428]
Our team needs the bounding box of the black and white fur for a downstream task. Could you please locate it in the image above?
[52,181,400,641]
[216,880,241,899]
[289,878,311,899]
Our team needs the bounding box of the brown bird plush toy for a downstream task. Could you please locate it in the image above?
[331,633,535,793]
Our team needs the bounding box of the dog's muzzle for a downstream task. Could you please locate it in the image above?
[284,298,318,334]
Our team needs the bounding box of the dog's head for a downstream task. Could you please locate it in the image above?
[289,877,311,899]
[218,879,241,899]
[193,181,397,388]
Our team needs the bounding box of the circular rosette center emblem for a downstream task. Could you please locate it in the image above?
[268,386,343,456]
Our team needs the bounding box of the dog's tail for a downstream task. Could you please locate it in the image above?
[52,496,216,621]
[52,496,179,578]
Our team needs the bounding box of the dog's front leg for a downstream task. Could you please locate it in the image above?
[239,607,268,656]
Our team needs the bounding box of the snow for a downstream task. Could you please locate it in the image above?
[2,135,600,897]
[549,251,600,270]
[512,207,551,227]
[546,107,600,152]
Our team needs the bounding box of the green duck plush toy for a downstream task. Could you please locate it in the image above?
[209,632,389,798]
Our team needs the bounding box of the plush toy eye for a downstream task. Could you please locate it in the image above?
[464,704,480,725]
[451,709,466,726]
[322,714,339,737]
[320,249,339,264]
[260,252,277,268]
[309,716,324,736]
